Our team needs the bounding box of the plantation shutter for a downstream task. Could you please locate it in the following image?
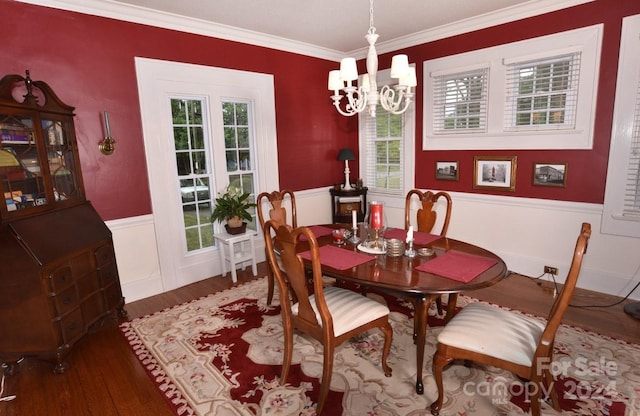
[364,105,404,192]
[504,52,581,130]
[431,67,488,134]
[623,78,640,216]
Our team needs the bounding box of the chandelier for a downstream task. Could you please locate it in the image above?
[328,0,417,117]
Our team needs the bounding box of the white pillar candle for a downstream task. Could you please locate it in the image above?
[104,111,112,137]
[406,225,414,243]
[352,209,357,229]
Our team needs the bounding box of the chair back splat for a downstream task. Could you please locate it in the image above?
[263,220,393,415]
[404,189,452,235]
[430,222,591,416]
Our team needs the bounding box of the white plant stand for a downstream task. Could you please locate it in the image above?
[214,229,258,283]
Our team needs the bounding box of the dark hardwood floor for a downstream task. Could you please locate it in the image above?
[1,262,638,415]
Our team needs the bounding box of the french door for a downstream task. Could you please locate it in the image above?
[135,58,278,291]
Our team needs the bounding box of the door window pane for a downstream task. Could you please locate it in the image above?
[172,98,213,252]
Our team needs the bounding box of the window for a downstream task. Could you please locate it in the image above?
[365,106,403,191]
[172,98,214,252]
[505,53,580,130]
[423,25,602,150]
[602,14,640,238]
[359,68,415,198]
[433,68,488,133]
[222,101,257,228]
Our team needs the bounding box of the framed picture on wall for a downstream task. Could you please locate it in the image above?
[533,163,567,187]
[473,156,517,191]
[435,161,459,181]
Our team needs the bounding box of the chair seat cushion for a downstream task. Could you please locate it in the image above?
[437,302,545,366]
[292,286,389,336]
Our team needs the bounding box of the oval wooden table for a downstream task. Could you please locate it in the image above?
[300,225,509,395]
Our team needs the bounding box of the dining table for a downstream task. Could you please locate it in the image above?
[296,224,509,395]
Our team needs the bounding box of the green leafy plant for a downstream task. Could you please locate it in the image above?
[210,184,256,225]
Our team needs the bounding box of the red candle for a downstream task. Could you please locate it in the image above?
[370,203,383,229]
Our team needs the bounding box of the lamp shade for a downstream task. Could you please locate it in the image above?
[340,58,359,82]
[328,70,343,91]
[390,54,409,79]
[337,148,355,161]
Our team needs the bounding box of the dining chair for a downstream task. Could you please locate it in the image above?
[430,222,591,416]
[263,220,393,415]
[257,189,297,305]
[405,189,454,317]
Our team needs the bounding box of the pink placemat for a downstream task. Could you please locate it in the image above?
[384,228,443,245]
[299,225,335,241]
[414,250,498,283]
[298,245,375,270]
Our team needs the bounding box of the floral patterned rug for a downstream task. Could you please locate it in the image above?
[119,277,640,415]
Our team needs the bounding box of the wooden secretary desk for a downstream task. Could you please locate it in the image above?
[0,71,125,374]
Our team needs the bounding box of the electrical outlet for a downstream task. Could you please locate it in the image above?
[544,265,558,275]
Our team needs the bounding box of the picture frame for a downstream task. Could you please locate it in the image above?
[473,156,517,191]
[533,163,567,187]
[435,161,459,181]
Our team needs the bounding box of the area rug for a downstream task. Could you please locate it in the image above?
[119,277,640,415]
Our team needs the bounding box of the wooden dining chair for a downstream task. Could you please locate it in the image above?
[430,222,591,416]
[263,220,393,415]
[257,189,297,305]
[405,189,454,317]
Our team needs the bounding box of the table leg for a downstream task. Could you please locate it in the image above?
[218,241,227,277]
[249,236,257,276]
[229,240,238,283]
[414,295,437,395]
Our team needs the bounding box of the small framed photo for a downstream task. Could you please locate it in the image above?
[435,161,458,181]
[533,163,567,187]
[473,156,517,191]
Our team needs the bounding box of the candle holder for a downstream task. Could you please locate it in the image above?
[99,136,115,155]
[364,201,386,250]
[404,240,417,258]
[348,225,360,244]
[99,111,115,155]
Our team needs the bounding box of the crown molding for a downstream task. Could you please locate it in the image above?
[14,0,344,61]
[350,0,595,56]
[16,0,594,62]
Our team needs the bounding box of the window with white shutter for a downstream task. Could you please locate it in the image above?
[504,53,580,131]
[359,68,415,199]
[423,25,602,150]
[432,68,488,134]
[602,14,640,238]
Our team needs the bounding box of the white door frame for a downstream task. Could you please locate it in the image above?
[135,57,279,291]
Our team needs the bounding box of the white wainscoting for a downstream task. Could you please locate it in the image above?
[108,188,640,303]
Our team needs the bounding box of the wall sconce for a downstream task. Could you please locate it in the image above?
[98,110,115,155]
[337,148,355,190]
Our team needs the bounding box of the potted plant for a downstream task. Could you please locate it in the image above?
[211,184,256,234]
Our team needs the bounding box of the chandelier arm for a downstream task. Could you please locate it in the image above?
[331,87,368,116]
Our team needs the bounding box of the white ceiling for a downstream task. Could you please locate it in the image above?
[18,0,593,58]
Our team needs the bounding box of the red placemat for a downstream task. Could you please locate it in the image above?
[299,225,335,241]
[414,250,498,283]
[384,228,443,245]
[298,245,375,270]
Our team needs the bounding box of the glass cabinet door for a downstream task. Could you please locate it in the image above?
[42,118,80,202]
[0,113,47,212]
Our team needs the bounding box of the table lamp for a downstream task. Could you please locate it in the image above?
[337,148,355,190]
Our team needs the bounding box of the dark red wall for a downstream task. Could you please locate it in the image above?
[0,0,357,220]
[1,0,639,220]
[373,0,640,204]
